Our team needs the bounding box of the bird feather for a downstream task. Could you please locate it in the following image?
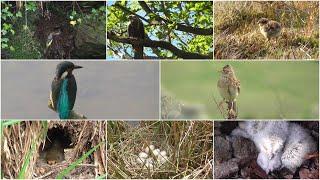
[57,79,70,119]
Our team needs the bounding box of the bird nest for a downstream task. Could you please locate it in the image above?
[1,120,106,179]
[107,121,213,179]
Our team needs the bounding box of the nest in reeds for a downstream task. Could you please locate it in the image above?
[1,120,106,179]
[107,121,213,179]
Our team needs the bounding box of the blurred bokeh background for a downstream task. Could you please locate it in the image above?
[161,61,319,119]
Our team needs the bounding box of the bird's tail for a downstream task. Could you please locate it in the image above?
[133,45,143,59]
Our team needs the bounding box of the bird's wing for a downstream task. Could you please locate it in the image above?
[51,78,62,110]
[138,19,145,39]
[128,22,133,37]
[67,75,77,110]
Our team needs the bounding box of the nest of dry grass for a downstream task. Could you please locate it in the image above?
[107,121,213,179]
[1,120,106,179]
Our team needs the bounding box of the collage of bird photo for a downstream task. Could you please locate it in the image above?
[0,0,319,179]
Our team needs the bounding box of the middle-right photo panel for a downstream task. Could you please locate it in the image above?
[161,61,319,119]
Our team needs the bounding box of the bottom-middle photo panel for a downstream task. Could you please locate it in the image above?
[107,120,213,179]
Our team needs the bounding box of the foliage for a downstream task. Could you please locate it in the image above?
[56,141,105,179]
[107,1,213,59]
[1,1,106,59]
[68,5,105,27]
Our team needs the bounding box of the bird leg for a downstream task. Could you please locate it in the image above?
[227,101,237,119]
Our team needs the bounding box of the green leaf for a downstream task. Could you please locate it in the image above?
[56,142,105,179]
[16,11,22,17]
[9,46,15,51]
[18,140,36,179]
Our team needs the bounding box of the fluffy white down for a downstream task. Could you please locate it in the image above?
[281,123,316,172]
[231,121,316,173]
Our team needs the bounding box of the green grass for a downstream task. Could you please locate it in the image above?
[161,61,319,119]
[56,141,105,179]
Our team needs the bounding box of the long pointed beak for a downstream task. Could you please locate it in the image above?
[74,65,83,69]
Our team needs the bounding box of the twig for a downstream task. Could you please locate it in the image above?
[36,170,54,179]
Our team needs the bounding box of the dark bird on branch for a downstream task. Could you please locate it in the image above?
[128,15,145,59]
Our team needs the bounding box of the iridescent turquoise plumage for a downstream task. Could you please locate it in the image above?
[57,79,70,119]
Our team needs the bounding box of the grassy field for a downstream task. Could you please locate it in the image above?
[214,1,319,59]
[161,61,319,119]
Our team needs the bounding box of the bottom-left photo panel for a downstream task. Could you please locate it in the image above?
[0,120,106,179]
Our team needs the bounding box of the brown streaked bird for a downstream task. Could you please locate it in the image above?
[217,65,240,118]
[258,18,281,41]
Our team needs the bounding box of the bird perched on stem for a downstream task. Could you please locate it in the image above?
[258,18,281,41]
[49,61,82,119]
[128,14,145,59]
[217,65,240,119]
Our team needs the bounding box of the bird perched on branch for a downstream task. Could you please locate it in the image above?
[128,15,145,59]
[49,61,82,119]
[217,65,240,119]
[258,18,281,41]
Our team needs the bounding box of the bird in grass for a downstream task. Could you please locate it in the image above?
[258,18,281,41]
[50,61,82,119]
[128,15,145,59]
[217,65,240,118]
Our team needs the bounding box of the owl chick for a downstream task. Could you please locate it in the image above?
[258,18,281,41]
[231,121,317,174]
[281,123,316,172]
[231,121,289,173]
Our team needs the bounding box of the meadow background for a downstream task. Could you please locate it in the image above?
[214,1,319,59]
[161,61,319,119]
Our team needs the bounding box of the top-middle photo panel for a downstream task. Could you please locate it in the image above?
[107,1,213,60]
[214,1,319,60]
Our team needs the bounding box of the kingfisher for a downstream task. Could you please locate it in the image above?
[50,61,82,119]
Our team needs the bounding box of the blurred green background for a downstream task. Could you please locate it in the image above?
[161,61,319,119]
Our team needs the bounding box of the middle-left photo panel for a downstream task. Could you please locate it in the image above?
[1,61,160,119]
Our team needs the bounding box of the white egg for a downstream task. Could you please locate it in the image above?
[152,149,161,156]
[160,151,167,156]
[145,162,154,169]
[145,145,155,153]
[136,157,145,164]
[139,152,148,159]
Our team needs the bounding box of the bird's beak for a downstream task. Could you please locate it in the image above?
[74,65,83,69]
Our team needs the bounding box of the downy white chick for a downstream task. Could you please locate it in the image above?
[231,121,289,173]
[231,121,316,174]
[281,123,316,172]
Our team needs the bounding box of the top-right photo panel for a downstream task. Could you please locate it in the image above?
[214,1,319,60]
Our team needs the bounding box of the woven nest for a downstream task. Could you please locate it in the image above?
[107,121,213,179]
[1,120,106,179]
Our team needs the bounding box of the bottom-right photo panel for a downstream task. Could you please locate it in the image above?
[214,121,319,179]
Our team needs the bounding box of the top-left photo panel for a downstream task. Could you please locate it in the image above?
[1,1,106,60]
